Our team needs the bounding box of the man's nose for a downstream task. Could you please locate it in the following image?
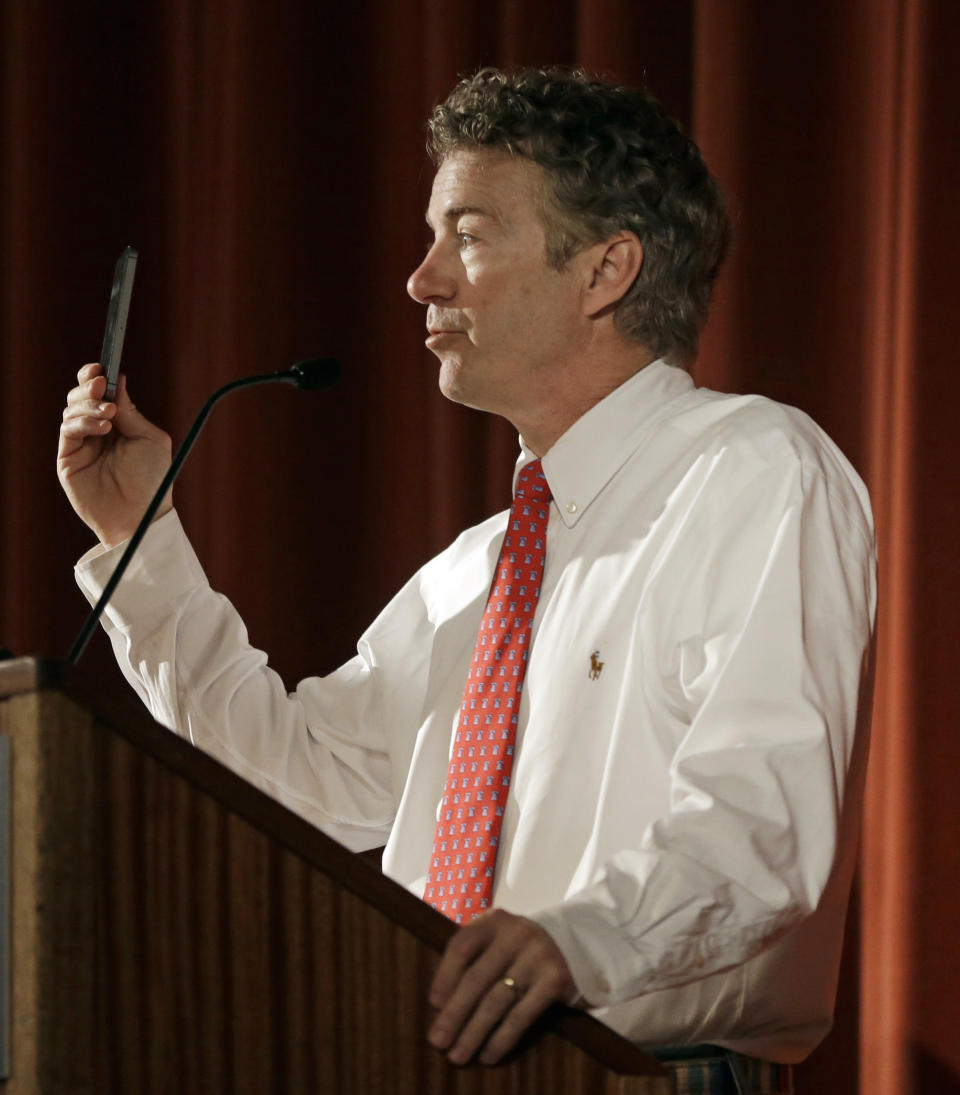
[407,242,456,304]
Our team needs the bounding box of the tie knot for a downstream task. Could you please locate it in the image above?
[515,459,551,505]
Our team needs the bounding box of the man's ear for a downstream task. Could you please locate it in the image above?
[581,232,643,318]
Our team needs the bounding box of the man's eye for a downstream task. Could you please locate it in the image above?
[457,232,478,248]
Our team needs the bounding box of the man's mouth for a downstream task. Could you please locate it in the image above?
[426,308,468,343]
[426,329,466,346]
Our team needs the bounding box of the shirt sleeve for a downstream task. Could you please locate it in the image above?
[74,509,434,852]
[530,454,877,1006]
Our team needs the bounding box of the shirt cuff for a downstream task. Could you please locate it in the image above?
[74,509,207,631]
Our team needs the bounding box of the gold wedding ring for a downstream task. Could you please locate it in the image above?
[501,976,521,998]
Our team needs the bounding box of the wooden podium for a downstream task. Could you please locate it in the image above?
[0,658,669,1094]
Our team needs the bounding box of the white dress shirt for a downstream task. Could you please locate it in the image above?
[76,360,876,1062]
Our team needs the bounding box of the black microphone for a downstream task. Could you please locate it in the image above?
[66,356,340,665]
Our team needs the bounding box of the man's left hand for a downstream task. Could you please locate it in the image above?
[428,909,579,1066]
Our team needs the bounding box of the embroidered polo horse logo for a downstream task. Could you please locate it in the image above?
[589,650,604,680]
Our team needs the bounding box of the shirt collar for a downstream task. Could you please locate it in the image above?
[515,360,695,528]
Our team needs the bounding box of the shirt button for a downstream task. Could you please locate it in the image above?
[595,975,611,994]
[566,501,578,515]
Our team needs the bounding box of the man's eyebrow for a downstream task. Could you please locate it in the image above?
[425,204,496,229]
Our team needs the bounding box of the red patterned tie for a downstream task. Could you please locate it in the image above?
[425,460,552,923]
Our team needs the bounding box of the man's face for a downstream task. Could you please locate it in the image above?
[407,150,586,429]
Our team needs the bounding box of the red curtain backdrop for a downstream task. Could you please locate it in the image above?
[2,2,957,1091]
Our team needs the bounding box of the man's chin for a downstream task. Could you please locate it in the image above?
[436,358,502,416]
[437,359,470,405]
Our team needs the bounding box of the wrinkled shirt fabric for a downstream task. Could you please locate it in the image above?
[76,361,877,1062]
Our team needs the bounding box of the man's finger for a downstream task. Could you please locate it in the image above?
[445,975,521,1064]
[57,431,83,462]
[428,913,578,1066]
[66,375,107,407]
[429,917,497,1008]
[429,925,521,1051]
[468,931,574,1065]
[62,398,115,423]
[430,913,548,1051]
[59,414,112,440]
[58,414,109,463]
[476,969,567,1064]
[77,362,102,383]
[111,374,166,443]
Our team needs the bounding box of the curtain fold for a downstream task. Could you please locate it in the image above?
[692,3,959,1089]
[857,3,922,1092]
[2,3,957,1091]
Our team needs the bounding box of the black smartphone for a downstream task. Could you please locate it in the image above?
[100,246,138,402]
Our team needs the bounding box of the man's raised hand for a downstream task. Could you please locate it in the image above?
[58,363,173,548]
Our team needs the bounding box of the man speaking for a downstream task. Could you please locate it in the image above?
[58,68,876,1090]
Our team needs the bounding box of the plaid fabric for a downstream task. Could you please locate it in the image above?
[656,1047,794,1095]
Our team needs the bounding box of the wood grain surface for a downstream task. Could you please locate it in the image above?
[0,661,670,1094]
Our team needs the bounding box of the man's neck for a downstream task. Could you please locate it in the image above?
[516,350,658,456]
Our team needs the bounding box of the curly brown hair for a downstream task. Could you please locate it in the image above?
[428,68,729,367]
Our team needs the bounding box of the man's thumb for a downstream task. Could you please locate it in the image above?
[112,373,159,437]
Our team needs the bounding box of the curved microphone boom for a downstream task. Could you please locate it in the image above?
[66,357,340,665]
